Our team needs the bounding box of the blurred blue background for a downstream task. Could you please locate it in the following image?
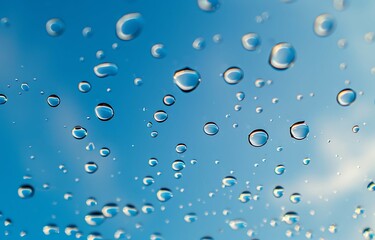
[0,0,375,239]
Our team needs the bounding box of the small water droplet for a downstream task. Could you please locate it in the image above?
[282,211,300,224]
[352,125,360,133]
[78,81,91,93]
[85,162,98,174]
[184,213,198,223]
[99,147,110,157]
[0,94,8,105]
[273,186,284,198]
[123,204,138,217]
[229,219,247,230]
[222,176,237,187]
[156,188,173,202]
[275,165,286,175]
[175,143,187,154]
[47,95,60,107]
[94,62,118,78]
[163,94,176,106]
[248,129,269,147]
[172,160,186,171]
[238,191,251,203]
[46,18,65,36]
[151,43,166,58]
[197,0,220,12]
[289,193,301,204]
[193,37,206,50]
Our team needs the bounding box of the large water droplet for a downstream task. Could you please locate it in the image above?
[314,14,335,37]
[154,110,168,123]
[222,176,237,187]
[197,0,220,12]
[72,126,87,140]
[242,33,261,51]
[46,18,65,37]
[290,121,310,140]
[123,204,138,217]
[156,188,173,202]
[102,203,119,217]
[18,185,34,199]
[269,42,296,70]
[282,212,300,224]
[116,13,143,41]
[85,162,98,174]
[172,160,186,171]
[203,122,219,136]
[78,81,91,93]
[47,95,60,107]
[238,191,251,203]
[85,212,105,226]
[290,193,301,204]
[151,43,166,58]
[223,67,244,85]
[93,63,118,78]
[248,129,269,147]
[95,103,114,121]
[337,88,356,106]
[173,68,201,92]
[275,165,286,175]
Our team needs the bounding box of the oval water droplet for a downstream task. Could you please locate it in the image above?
[99,147,110,157]
[282,212,300,224]
[143,176,155,186]
[273,186,284,198]
[242,33,261,51]
[93,63,118,78]
[193,37,206,50]
[337,88,356,106]
[248,129,269,147]
[142,204,155,214]
[102,203,119,217]
[175,143,187,154]
[229,219,247,230]
[172,160,186,171]
[367,181,375,191]
[85,212,105,226]
[238,191,251,203]
[43,224,59,235]
[18,185,34,199]
[269,42,296,70]
[116,13,143,41]
[46,18,65,37]
[222,176,237,187]
[223,67,244,85]
[47,95,60,107]
[275,165,286,175]
[156,188,173,202]
[363,228,374,240]
[148,158,158,167]
[154,110,168,123]
[85,162,98,174]
[95,103,114,121]
[352,125,360,133]
[78,81,91,93]
[173,68,201,92]
[203,122,219,136]
[290,121,310,140]
[123,204,138,217]
[151,43,166,58]
[72,126,87,140]
[184,213,198,223]
[314,14,335,37]
[0,94,7,105]
[163,94,175,106]
[197,0,220,12]
[290,193,301,204]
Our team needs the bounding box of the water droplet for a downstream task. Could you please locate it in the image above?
[175,143,187,153]
[156,188,173,202]
[141,204,155,214]
[236,92,245,101]
[72,126,87,140]
[193,37,206,50]
[0,94,7,105]
[172,160,186,171]
[363,228,374,240]
[367,181,375,191]
[222,176,237,187]
[184,213,198,223]
[87,233,103,240]
[86,197,97,206]
[102,203,119,217]
[255,78,265,88]
[85,162,98,174]
[303,157,311,165]
[82,27,93,38]
[173,68,201,92]
[154,110,168,123]
[150,233,164,240]
[163,94,175,106]
[143,176,155,186]
[64,225,78,236]
[337,88,356,106]
[21,83,29,91]
[290,121,309,140]
[203,122,219,136]
[85,212,105,226]
[78,81,91,93]
[290,193,301,204]
[242,33,261,51]
[273,186,284,198]
[282,212,300,224]
[275,165,286,175]
[269,42,296,70]
[148,158,158,167]
[328,224,338,233]
[238,191,251,203]
[95,103,114,121]
[99,147,110,157]
[229,219,247,230]
[248,129,269,147]
[352,125,360,133]
[151,43,166,58]
[223,67,244,85]
[116,13,143,41]
[314,14,335,37]
[43,224,59,235]
[134,77,142,86]
[197,0,220,12]
[47,95,60,107]
[18,185,34,199]
[46,18,65,36]
[93,63,118,78]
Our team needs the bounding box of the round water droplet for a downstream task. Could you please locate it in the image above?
[175,143,187,154]
[352,125,360,133]
[314,14,335,37]
[222,176,237,187]
[148,158,158,167]
[21,83,29,91]
[0,94,7,105]
[87,233,103,240]
[328,224,337,233]
[273,186,284,198]
[269,42,296,70]
[223,67,244,85]
[275,165,286,175]
[18,185,34,199]
[46,18,65,36]
[242,33,261,51]
[236,92,245,101]
[154,110,168,123]
[93,63,118,78]
[248,129,269,147]
[184,213,198,223]
[47,95,60,107]
[367,181,375,191]
[303,157,311,165]
[255,78,265,88]
[78,81,91,93]
[143,176,155,186]
[193,37,206,50]
[156,188,173,202]
[163,94,175,106]
[198,0,220,12]
[64,225,78,236]
[229,219,247,230]
[85,212,105,226]
[173,68,201,92]
[363,228,374,240]
[82,27,93,38]
[102,203,119,217]
[238,191,251,203]
[86,197,97,206]
[282,212,300,224]
[116,13,143,41]
[142,204,155,214]
[172,160,186,171]
[151,43,166,58]
[99,147,110,157]
[290,121,310,140]
[290,193,301,204]
[43,224,59,235]
[95,103,114,121]
[337,88,356,106]
[203,122,219,136]
[85,162,98,174]
[72,126,87,140]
